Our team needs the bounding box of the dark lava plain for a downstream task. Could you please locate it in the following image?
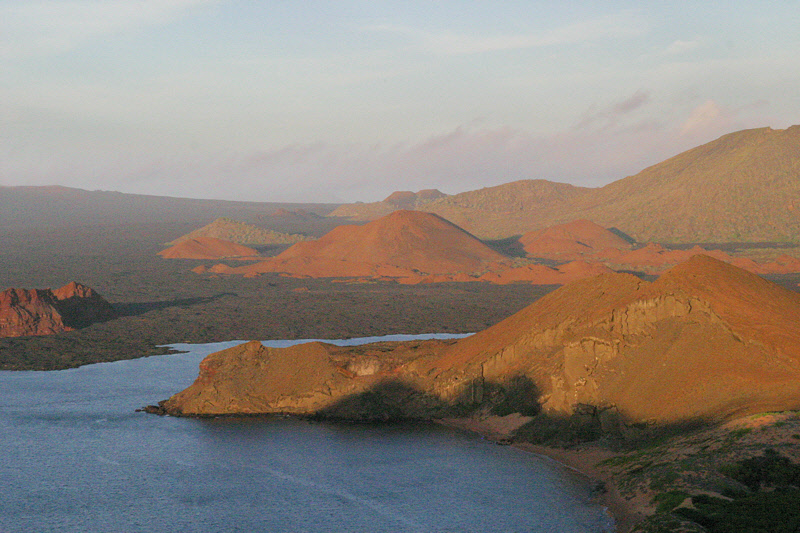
[0,219,552,370]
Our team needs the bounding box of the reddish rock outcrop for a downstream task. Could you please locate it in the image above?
[601,244,800,275]
[207,211,612,286]
[161,255,800,425]
[0,282,116,337]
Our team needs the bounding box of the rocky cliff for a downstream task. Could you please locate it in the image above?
[160,256,800,425]
[161,338,459,419]
[0,282,116,337]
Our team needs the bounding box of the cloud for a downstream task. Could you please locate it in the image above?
[0,0,216,58]
[680,99,736,137]
[100,120,691,202]
[364,10,645,56]
[663,39,701,56]
[2,98,774,204]
[4,111,773,203]
[576,89,652,130]
[613,90,652,114]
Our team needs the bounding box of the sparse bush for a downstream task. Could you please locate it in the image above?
[671,450,800,532]
[720,448,800,491]
[675,489,800,532]
[649,470,680,492]
[653,490,689,513]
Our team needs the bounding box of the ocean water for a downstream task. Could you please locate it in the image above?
[0,335,614,532]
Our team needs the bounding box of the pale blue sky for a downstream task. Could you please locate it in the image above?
[2,1,799,202]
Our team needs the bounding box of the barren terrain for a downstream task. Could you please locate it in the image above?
[0,219,550,369]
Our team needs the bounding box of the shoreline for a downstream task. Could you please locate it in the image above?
[436,415,645,533]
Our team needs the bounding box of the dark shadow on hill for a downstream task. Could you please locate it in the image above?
[664,241,800,251]
[113,293,237,317]
[608,227,636,245]
[483,236,526,257]
[56,294,118,329]
[311,380,455,422]
[308,374,542,423]
[513,406,714,449]
[527,257,563,268]
[251,244,294,256]
[615,269,657,281]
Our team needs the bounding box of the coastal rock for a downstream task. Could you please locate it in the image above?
[161,255,800,425]
[161,339,458,419]
[0,282,116,337]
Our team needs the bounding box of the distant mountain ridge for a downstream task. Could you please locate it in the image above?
[331,126,800,243]
[0,185,339,232]
[330,189,448,220]
[567,125,800,242]
[422,180,592,239]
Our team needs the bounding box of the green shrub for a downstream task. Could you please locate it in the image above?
[650,470,680,491]
[720,448,800,491]
[653,490,689,513]
[672,450,800,532]
[675,489,800,532]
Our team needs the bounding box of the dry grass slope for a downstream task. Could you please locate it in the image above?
[329,126,800,243]
[571,125,800,242]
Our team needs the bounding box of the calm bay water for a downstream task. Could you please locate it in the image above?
[0,335,614,532]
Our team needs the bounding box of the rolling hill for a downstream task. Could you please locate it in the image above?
[167,217,310,246]
[229,210,505,278]
[330,126,800,243]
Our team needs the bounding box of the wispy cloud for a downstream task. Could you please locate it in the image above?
[365,10,645,56]
[119,119,694,202]
[680,99,741,138]
[0,0,216,58]
[663,39,702,56]
[576,89,652,130]
[5,105,775,203]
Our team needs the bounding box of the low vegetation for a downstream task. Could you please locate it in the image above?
[512,411,800,532]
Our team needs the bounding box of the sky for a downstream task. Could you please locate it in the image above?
[2,1,799,203]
